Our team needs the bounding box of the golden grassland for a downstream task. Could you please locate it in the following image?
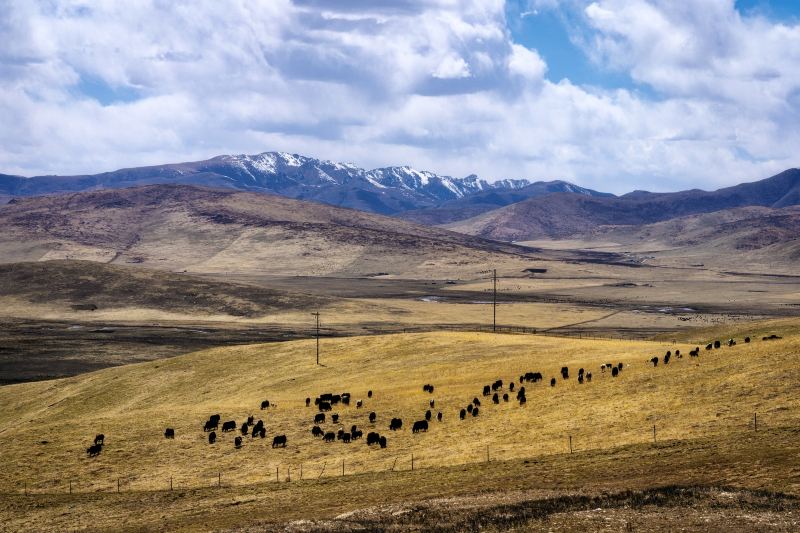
[1,322,798,496]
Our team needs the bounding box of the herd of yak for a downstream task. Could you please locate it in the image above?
[85,334,776,457]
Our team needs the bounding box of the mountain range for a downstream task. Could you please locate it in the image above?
[1,152,799,247]
[447,168,800,241]
[0,151,607,216]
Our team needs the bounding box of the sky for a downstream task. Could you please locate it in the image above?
[1,1,800,193]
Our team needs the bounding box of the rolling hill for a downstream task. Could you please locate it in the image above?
[0,322,798,530]
[398,180,612,225]
[448,169,800,241]
[0,184,535,277]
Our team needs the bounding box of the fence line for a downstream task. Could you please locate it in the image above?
[4,412,783,497]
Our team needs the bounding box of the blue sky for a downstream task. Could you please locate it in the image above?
[1,0,800,193]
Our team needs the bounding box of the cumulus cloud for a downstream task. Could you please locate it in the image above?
[0,0,798,193]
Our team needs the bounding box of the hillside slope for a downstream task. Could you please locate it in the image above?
[0,184,535,277]
[0,324,797,515]
[398,180,613,225]
[447,169,800,241]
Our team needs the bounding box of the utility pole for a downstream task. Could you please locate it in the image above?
[311,312,320,365]
[492,269,497,333]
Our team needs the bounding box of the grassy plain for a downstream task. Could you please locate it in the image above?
[0,320,798,530]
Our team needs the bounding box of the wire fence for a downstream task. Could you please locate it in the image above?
[3,412,781,497]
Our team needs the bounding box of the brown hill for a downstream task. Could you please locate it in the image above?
[447,169,800,241]
[0,184,533,277]
[0,260,331,318]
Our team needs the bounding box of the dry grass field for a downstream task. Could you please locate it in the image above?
[1,320,798,530]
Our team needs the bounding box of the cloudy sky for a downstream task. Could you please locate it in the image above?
[1,0,799,193]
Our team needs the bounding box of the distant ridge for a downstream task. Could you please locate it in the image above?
[0,152,537,215]
[446,169,800,241]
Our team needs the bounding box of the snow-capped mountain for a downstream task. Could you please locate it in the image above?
[201,152,531,212]
[0,151,600,216]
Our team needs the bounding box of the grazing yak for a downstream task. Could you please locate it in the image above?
[356,400,363,409]
[412,420,429,433]
[164,428,175,439]
[550,378,556,387]
[240,422,249,435]
[518,396,527,407]
[690,347,699,357]
[744,337,751,343]
[425,410,432,421]
[483,385,491,396]
[324,432,336,442]
[247,415,255,425]
[472,407,480,417]
[87,443,102,457]
[369,412,377,423]
[492,379,503,391]
[272,435,287,448]
[509,382,515,392]
[560,367,569,380]
[260,400,270,410]
[429,399,435,408]
[706,343,713,350]
[234,436,242,449]
[379,436,387,448]
[319,402,332,412]
[728,338,736,347]
[312,426,324,438]
[714,340,721,349]
[763,334,782,341]
[368,390,373,398]
[208,431,217,444]
[314,413,325,424]
[492,393,499,404]
[352,430,363,440]
[222,421,236,432]
[503,393,509,402]
[650,357,659,367]
[341,433,351,443]
[204,419,217,432]
[94,434,105,445]
[259,427,266,438]
[390,418,403,431]
[332,414,339,424]
[437,412,443,421]
[577,375,584,384]
[460,408,467,419]
[306,397,311,407]
[367,432,381,445]
[611,367,619,377]
[473,397,481,407]
[467,404,474,413]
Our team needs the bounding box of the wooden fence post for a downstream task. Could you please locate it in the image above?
[569,435,573,454]
[653,424,656,443]
[411,453,414,471]
[218,472,221,487]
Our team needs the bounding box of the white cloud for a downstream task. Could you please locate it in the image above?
[0,0,798,194]
[433,55,472,79]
